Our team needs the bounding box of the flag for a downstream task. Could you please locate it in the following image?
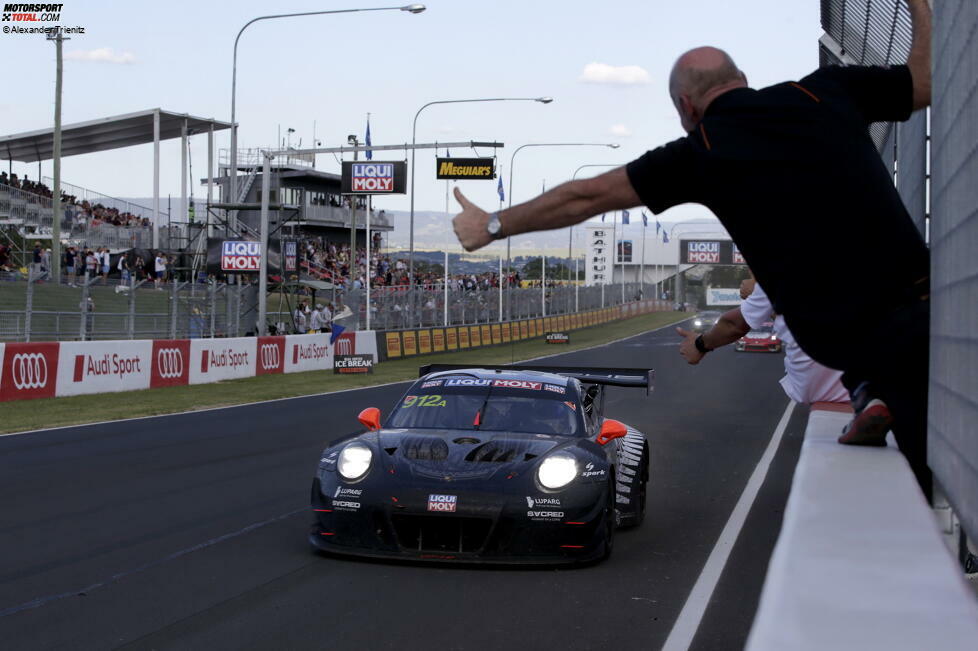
[330,323,347,345]
[655,219,661,235]
[622,210,630,225]
[497,172,505,201]
[663,231,669,244]
[446,147,451,157]
[642,212,648,227]
[365,117,372,160]
[601,213,606,222]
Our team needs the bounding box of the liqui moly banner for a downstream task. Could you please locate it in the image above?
[56,340,153,397]
[0,342,59,402]
[285,334,332,373]
[256,336,285,375]
[151,340,191,388]
[190,337,257,384]
[341,161,407,195]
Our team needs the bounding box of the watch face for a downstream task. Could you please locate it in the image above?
[487,214,501,235]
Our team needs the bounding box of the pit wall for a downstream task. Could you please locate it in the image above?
[0,331,378,402]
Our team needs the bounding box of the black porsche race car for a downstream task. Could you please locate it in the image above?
[310,364,653,564]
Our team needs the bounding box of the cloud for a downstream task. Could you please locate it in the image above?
[609,124,632,137]
[579,62,650,86]
[65,48,136,64]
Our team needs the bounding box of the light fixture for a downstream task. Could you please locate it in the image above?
[401,4,426,13]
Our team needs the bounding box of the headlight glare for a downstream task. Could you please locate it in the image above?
[337,443,372,480]
[694,320,702,327]
[537,452,578,490]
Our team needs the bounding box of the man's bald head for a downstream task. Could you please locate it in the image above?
[669,47,747,132]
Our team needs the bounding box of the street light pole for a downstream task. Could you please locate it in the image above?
[230,4,425,227]
[408,96,552,319]
[505,143,619,319]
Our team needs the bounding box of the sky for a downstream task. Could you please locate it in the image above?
[0,0,821,253]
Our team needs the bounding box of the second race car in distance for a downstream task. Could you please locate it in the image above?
[735,321,783,353]
[310,365,653,565]
[691,311,722,333]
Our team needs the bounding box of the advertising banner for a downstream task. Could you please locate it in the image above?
[435,157,495,180]
[341,161,407,195]
[57,340,153,397]
[418,330,431,355]
[256,336,285,375]
[151,339,191,388]
[402,331,417,356]
[501,323,510,343]
[445,328,458,350]
[546,332,570,344]
[481,325,491,346]
[334,354,374,374]
[190,337,257,384]
[679,239,745,265]
[285,333,331,373]
[431,329,445,352]
[470,326,482,347]
[206,238,286,275]
[0,342,60,402]
[385,332,402,358]
[585,225,612,286]
[706,287,745,306]
[458,327,470,348]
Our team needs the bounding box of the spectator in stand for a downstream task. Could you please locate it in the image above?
[134,255,145,282]
[310,303,325,333]
[64,246,77,286]
[84,248,98,280]
[31,242,43,281]
[294,301,308,334]
[99,247,111,283]
[154,252,166,289]
[118,253,130,284]
[320,302,333,331]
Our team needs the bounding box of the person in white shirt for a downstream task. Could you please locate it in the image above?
[319,303,332,330]
[676,279,848,405]
[309,304,324,332]
[154,253,166,289]
[294,302,307,333]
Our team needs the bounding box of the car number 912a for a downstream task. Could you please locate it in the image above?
[402,395,447,408]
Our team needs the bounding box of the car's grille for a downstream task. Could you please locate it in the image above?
[391,515,492,553]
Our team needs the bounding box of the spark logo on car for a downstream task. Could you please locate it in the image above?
[427,494,458,512]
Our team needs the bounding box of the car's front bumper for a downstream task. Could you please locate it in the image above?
[310,477,610,565]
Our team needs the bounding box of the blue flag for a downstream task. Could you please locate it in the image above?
[365,117,372,160]
[662,231,669,244]
[642,212,648,227]
[655,219,661,235]
[622,210,630,225]
[497,173,505,201]
[601,214,606,222]
[446,147,451,157]
[330,323,347,345]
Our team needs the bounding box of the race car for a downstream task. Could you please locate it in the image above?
[735,322,782,352]
[310,364,653,564]
[691,311,722,333]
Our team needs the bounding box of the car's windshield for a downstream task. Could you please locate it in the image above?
[386,376,584,436]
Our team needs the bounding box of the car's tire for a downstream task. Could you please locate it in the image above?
[615,428,649,528]
[601,476,616,560]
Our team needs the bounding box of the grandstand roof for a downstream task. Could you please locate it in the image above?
[0,109,232,163]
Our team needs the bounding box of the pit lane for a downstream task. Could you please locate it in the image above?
[0,320,809,650]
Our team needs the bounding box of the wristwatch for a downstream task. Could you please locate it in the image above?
[486,213,505,240]
[694,334,714,354]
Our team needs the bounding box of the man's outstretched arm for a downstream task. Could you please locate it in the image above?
[452,167,641,252]
[907,0,932,111]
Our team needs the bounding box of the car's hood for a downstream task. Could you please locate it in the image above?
[369,428,571,480]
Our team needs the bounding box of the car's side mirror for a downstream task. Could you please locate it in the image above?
[358,407,381,431]
[596,418,627,446]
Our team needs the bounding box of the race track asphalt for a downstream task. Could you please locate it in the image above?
[0,318,811,651]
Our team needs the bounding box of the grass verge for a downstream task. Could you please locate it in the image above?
[1,311,685,435]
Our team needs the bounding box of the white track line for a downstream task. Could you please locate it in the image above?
[661,400,797,651]
[2,313,693,438]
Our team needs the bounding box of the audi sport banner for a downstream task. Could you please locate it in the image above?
[285,333,332,373]
[190,338,257,384]
[56,340,153,397]
[256,336,285,375]
[0,342,60,401]
[435,158,495,180]
[341,161,408,195]
[152,340,191,388]
[679,239,747,265]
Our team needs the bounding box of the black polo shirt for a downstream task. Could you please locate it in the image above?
[626,64,929,366]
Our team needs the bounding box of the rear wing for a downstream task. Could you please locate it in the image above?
[418,364,654,395]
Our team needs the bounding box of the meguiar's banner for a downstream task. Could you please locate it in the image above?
[435,157,495,180]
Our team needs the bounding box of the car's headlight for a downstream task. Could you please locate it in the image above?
[694,320,702,327]
[337,443,372,480]
[770,335,778,340]
[537,452,578,490]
